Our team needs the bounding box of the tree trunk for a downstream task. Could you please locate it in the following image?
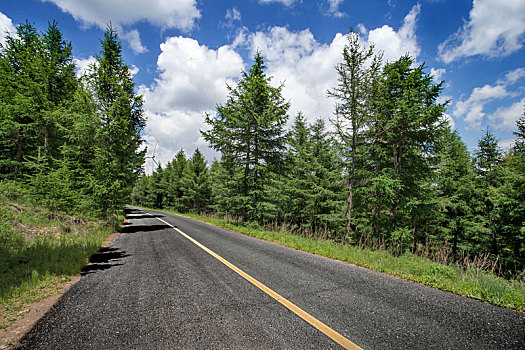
[242,141,250,222]
[345,133,356,243]
[14,129,24,179]
[254,124,260,222]
[346,175,354,242]
[43,128,49,158]
[390,138,403,234]
[452,224,459,262]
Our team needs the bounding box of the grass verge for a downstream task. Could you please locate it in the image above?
[0,201,120,329]
[151,208,525,312]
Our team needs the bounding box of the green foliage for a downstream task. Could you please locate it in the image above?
[208,154,244,217]
[0,21,47,179]
[132,32,524,278]
[180,149,211,213]
[370,55,447,238]
[276,115,345,237]
[83,25,146,217]
[328,31,382,239]
[434,129,480,259]
[132,149,213,215]
[0,21,146,220]
[202,52,289,222]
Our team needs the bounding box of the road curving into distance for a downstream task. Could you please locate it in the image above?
[17,207,525,349]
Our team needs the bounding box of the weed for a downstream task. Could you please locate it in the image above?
[0,200,116,328]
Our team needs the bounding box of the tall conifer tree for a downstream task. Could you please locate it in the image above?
[328,31,382,241]
[474,129,503,256]
[85,25,146,217]
[372,55,447,244]
[202,52,289,222]
[0,22,45,178]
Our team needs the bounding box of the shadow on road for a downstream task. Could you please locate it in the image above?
[124,207,140,215]
[123,206,165,220]
[81,247,130,276]
[125,214,164,219]
[121,224,171,234]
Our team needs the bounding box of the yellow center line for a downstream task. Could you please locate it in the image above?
[149,213,362,350]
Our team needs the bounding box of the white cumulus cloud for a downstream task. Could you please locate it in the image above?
[41,0,201,31]
[454,66,525,130]
[430,68,446,82]
[233,5,422,123]
[488,97,525,132]
[326,0,346,18]
[454,84,510,129]
[0,11,17,47]
[41,0,201,55]
[73,56,96,77]
[122,29,148,54]
[139,36,243,173]
[141,36,243,114]
[365,4,421,63]
[438,0,525,63]
[258,0,296,6]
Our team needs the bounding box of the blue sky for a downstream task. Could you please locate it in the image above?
[1,0,524,173]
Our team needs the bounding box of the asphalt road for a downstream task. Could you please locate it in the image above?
[17,207,525,349]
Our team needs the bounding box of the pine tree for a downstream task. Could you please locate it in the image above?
[308,118,346,238]
[435,129,479,260]
[473,129,503,256]
[164,149,188,210]
[279,113,313,231]
[148,163,166,208]
[41,20,77,160]
[371,55,447,247]
[85,25,146,217]
[202,52,289,222]
[475,128,502,180]
[181,149,211,213]
[209,154,243,218]
[60,86,100,212]
[327,31,382,241]
[0,22,46,179]
[0,21,84,213]
[477,118,525,273]
[497,151,525,273]
[131,175,150,207]
[278,115,345,237]
[512,105,525,155]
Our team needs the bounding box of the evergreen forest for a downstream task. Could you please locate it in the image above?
[0,21,145,219]
[0,21,522,279]
[132,34,525,277]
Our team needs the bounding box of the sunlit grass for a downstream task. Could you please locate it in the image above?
[0,201,119,328]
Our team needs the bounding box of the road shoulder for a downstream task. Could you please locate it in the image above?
[0,231,121,349]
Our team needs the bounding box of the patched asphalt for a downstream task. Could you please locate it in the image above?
[17,207,525,349]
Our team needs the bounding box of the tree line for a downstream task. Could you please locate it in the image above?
[133,33,525,276]
[0,21,145,218]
